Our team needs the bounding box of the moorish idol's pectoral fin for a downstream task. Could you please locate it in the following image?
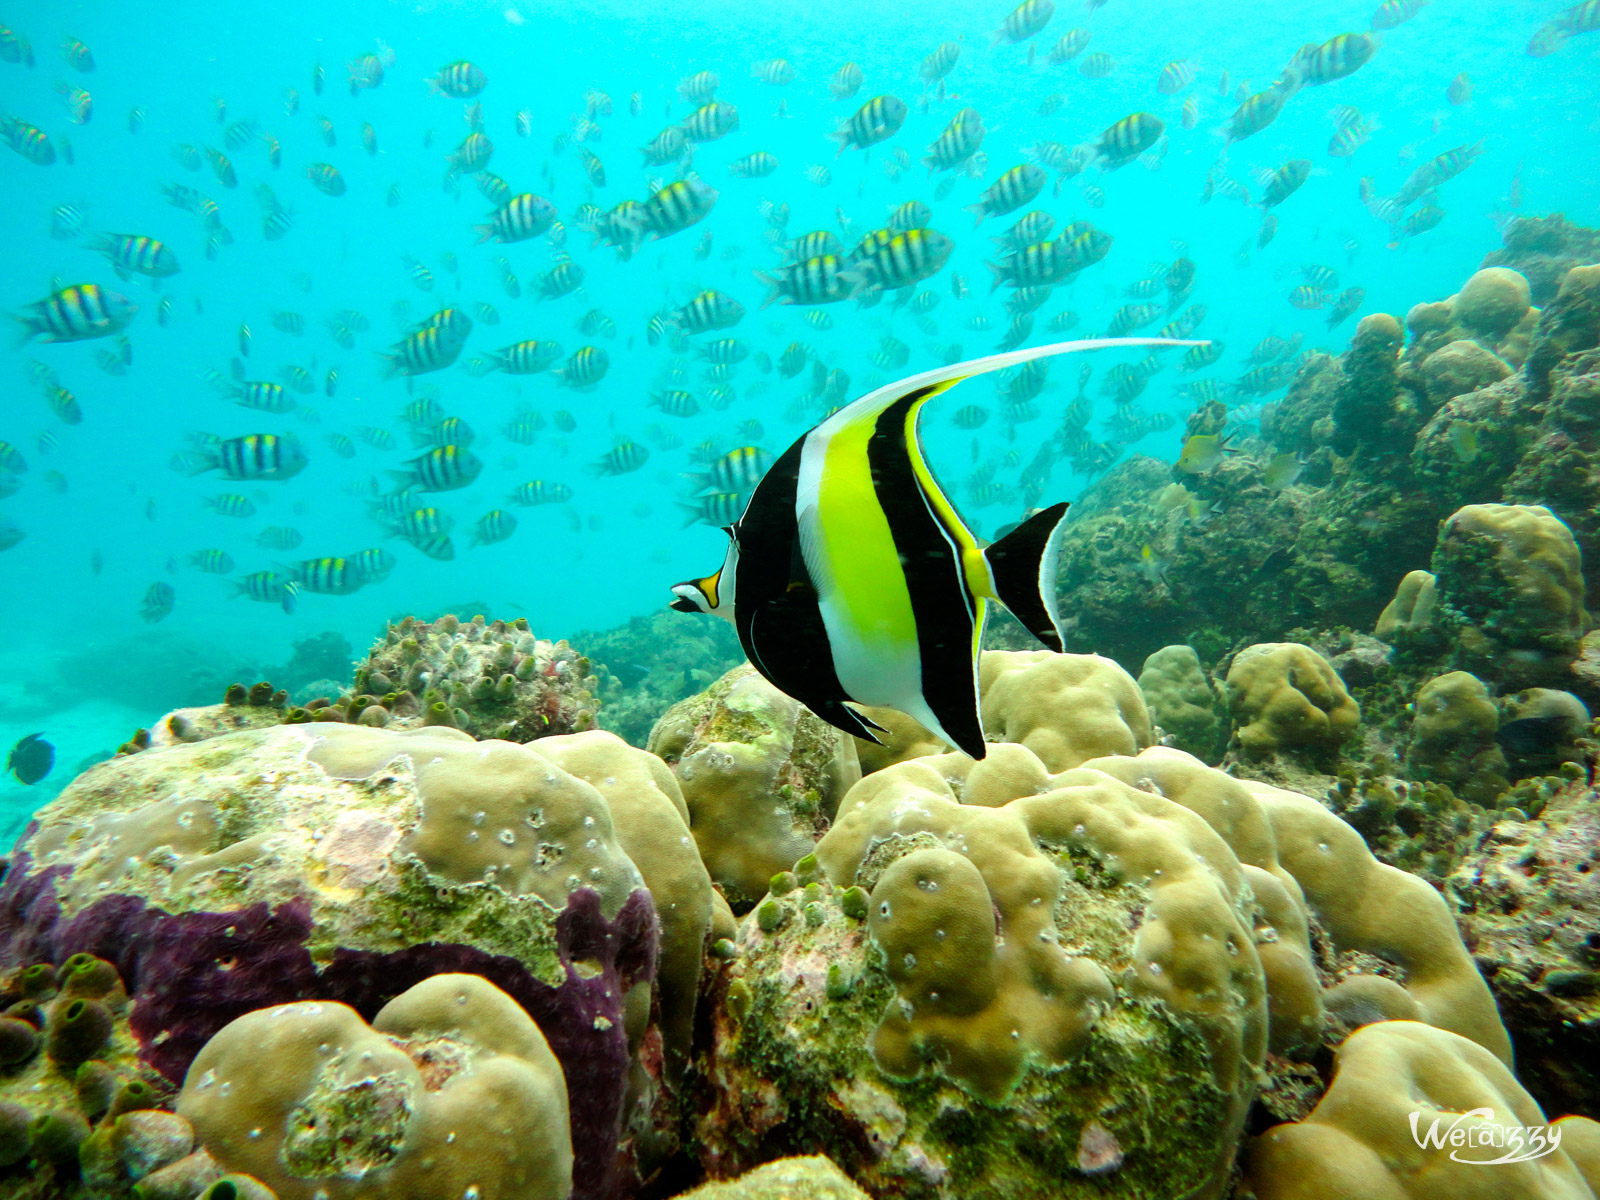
[812,698,890,746]
[984,501,1071,651]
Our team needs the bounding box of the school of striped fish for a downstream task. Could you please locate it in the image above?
[0,0,1592,645]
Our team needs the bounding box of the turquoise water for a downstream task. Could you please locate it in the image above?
[0,0,1595,807]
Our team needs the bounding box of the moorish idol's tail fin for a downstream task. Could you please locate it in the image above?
[985,501,1070,651]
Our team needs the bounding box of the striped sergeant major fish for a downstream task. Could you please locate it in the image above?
[12,283,137,345]
[387,444,483,492]
[681,101,740,143]
[667,338,1201,758]
[833,95,907,154]
[93,233,181,279]
[184,432,308,481]
[475,192,557,243]
[429,60,487,98]
[378,310,474,379]
[287,556,369,595]
[235,570,299,615]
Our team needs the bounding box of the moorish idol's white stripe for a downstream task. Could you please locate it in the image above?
[669,337,1205,759]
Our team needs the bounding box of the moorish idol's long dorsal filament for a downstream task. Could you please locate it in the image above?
[669,337,1206,760]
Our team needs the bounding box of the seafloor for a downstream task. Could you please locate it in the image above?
[0,215,1598,1200]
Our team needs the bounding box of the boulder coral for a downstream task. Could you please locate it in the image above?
[1030,228,1600,687]
[1224,642,1362,763]
[702,746,1269,1200]
[0,723,704,1200]
[1431,503,1590,687]
[1245,1021,1600,1200]
[647,665,861,909]
[178,974,573,1200]
[1405,671,1510,804]
[1405,266,1538,371]
[695,730,1510,1200]
[977,649,1154,770]
[1137,644,1229,764]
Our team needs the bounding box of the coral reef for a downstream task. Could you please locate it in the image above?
[1448,780,1600,1119]
[178,974,573,1200]
[1481,213,1600,306]
[1245,1021,1600,1199]
[1137,644,1229,764]
[1039,226,1600,695]
[647,666,860,910]
[0,723,698,1200]
[349,613,601,740]
[13,222,1600,1199]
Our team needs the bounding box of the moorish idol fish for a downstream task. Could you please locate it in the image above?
[668,337,1201,758]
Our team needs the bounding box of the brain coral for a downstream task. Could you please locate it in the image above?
[179,973,572,1200]
[1246,1021,1600,1200]
[0,723,705,1200]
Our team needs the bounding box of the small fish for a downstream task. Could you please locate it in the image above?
[49,204,86,240]
[830,62,864,99]
[1262,452,1304,490]
[589,439,650,477]
[1139,544,1168,586]
[13,283,137,344]
[1447,423,1480,464]
[388,445,483,492]
[1447,72,1473,104]
[1079,52,1115,79]
[471,509,518,547]
[140,581,176,623]
[429,60,487,98]
[1176,432,1233,474]
[6,733,54,785]
[1157,59,1195,94]
[61,37,94,71]
[834,94,907,153]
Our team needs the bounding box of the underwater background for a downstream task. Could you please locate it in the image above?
[1,0,1593,810]
[1,2,1600,1197]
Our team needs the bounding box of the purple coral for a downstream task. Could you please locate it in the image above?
[0,849,659,1200]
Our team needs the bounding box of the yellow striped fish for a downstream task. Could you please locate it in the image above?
[669,339,1196,756]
